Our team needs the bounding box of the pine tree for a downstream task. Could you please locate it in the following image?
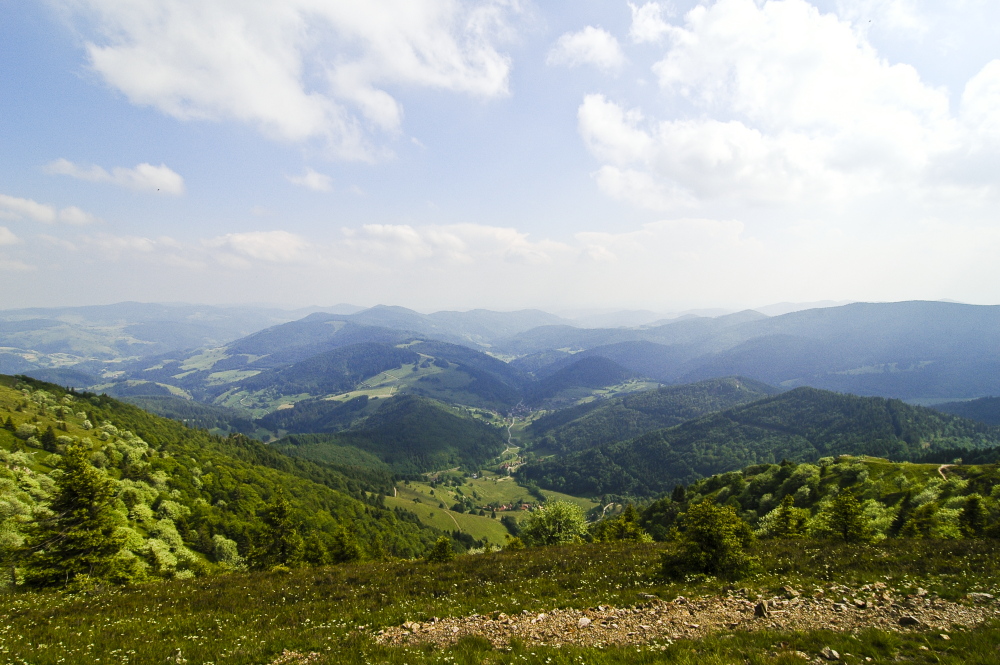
[671,484,686,503]
[3,415,14,431]
[22,442,131,587]
[826,491,872,543]
[40,426,57,452]
[256,489,304,569]
[958,495,987,538]
[771,494,807,538]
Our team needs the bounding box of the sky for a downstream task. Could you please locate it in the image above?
[2,0,1000,314]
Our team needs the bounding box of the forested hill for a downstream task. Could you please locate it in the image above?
[0,375,437,586]
[639,455,1000,542]
[527,377,778,453]
[933,396,1000,426]
[519,387,1000,499]
[274,394,507,475]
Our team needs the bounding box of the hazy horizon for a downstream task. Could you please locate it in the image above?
[3,1,1000,311]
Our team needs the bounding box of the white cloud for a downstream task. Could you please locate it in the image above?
[0,259,34,272]
[60,0,519,160]
[628,2,672,43]
[547,26,626,72]
[341,223,569,266]
[0,193,99,225]
[58,206,99,226]
[0,194,55,223]
[577,0,1000,212]
[45,158,185,195]
[0,227,19,246]
[287,168,334,192]
[204,230,309,263]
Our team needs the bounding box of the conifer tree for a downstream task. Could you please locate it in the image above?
[3,415,14,431]
[958,495,987,538]
[826,491,872,543]
[771,494,807,538]
[22,442,131,587]
[40,426,57,452]
[257,489,304,569]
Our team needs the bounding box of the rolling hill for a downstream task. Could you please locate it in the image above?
[527,377,779,453]
[273,394,508,475]
[519,386,1000,498]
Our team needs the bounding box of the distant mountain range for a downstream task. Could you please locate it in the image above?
[7,300,1000,406]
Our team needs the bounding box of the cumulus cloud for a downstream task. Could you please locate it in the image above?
[0,227,19,246]
[577,0,1000,212]
[59,0,519,160]
[628,2,672,43]
[204,230,309,264]
[0,193,100,225]
[834,0,928,37]
[45,158,185,195]
[547,26,626,72]
[287,168,334,192]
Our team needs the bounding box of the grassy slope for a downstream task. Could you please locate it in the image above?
[3,539,999,664]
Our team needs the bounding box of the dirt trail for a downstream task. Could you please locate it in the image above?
[377,586,999,650]
[938,464,953,479]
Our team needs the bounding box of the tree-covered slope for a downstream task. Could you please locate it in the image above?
[527,377,779,453]
[0,375,436,587]
[525,356,633,404]
[237,342,419,396]
[519,387,1000,498]
[933,396,1000,426]
[273,394,507,475]
[641,455,1000,542]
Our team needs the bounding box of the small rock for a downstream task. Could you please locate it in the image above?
[853,599,867,609]
[898,616,921,627]
[755,601,770,617]
[820,646,840,661]
[782,586,801,599]
[577,617,592,628]
[832,603,847,612]
[402,621,420,632]
[639,593,658,600]
[916,588,928,597]
[450,626,459,634]
[940,634,950,640]
[968,592,994,602]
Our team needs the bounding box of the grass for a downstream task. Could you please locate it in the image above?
[4,539,1000,664]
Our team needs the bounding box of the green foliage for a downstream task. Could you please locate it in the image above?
[520,501,587,546]
[0,375,438,587]
[425,535,455,562]
[522,387,1000,497]
[824,491,874,543]
[256,489,305,569]
[660,499,757,580]
[588,504,652,542]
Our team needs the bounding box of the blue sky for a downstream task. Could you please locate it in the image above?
[2,0,1000,313]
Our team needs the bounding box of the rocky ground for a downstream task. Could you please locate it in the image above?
[376,584,999,654]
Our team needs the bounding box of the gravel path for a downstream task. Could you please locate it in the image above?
[376,585,999,649]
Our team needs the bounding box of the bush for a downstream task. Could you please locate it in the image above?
[425,536,455,562]
[660,499,757,580]
[520,501,586,546]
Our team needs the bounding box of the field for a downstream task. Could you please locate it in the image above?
[384,472,600,545]
[4,539,1000,664]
